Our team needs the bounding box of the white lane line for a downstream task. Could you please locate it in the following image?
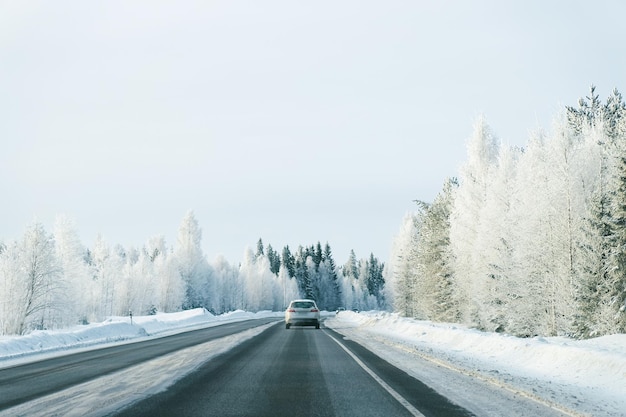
[325,332,426,417]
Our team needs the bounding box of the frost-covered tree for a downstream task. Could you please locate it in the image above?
[0,241,23,334]
[174,211,212,310]
[602,129,626,333]
[387,213,420,317]
[90,236,124,320]
[240,247,275,311]
[278,263,300,309]
[450,115,499,326]
[155,247,184,313]
[53,215,92,326]
[1,223,63,334]
[212,254,241,313]
[413,178,459,322]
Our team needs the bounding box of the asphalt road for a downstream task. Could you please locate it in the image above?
[115,323,473,417]
[0,318,279,412]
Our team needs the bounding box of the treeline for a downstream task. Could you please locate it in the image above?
[388,86,626,339]
[0,212,386,335]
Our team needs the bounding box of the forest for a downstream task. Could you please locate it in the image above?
[3,87,626,340]
[387,86,626,339]
[0,211,386,335]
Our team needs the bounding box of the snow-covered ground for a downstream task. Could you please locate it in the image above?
[0,309,281,368]
[1,309,624,417]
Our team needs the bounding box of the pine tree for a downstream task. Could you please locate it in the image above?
[343,250,359,279]
[566,85,602,134]
[388,213,421,317]
[256,238,265,258]
[266,244,281,276]
[281,246,295,278]
[413,178,459,322]
[576,189,613,337]
[294,247,312,299]
[604,145,626,333]
[322,243,341,310]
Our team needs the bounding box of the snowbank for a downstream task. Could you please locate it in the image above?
[326,311,626,417]
[0,309,281,366]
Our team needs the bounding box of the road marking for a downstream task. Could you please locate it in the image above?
[325,332,426,417]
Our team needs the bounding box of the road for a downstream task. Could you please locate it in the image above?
[0,318,279,412]
[115,323,472,417]
[0,319,573,417]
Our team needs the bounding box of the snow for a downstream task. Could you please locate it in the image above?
[0,308,281,368]
[1,309,625,417]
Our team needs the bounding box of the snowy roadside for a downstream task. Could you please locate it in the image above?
[0,309,282,368]
[325,311,626,417]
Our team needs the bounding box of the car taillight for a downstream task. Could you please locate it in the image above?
[288,309,296,312]
[311,308,319,312]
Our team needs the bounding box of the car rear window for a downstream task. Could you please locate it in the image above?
[292,301,314,308]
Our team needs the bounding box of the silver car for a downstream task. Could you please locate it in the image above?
[285,299,320,329]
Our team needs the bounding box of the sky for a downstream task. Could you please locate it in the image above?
[2,1,626,264]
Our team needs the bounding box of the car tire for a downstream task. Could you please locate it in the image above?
[286,323,291,329]
[315,323,320,329]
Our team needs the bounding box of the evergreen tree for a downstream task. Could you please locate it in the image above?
[313,242,323,271]
[294,246,312,299]
[343,250,359,279]
[412,178,459,322]
[604,141,626,333]
[566,85,602,134]
[322,243,341,310]
[281,245,295,278]
[576,189,613,337]
[388,213,421,317]
[256,238,265,257]
[266,244,281,276]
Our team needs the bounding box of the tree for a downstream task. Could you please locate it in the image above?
[322,243,341,310]
[174,211,212,310]
[603,132,626,333]
[387,213,421,317]
[266,244,281,276]
[412,178,459,323]
[294,246,312,299]
[3,223,63,334]
[256,238,265,257]
[364,253,385,306]
[53,215,92,326]
[343,250,359,280]
[450,115,499,326]
[566,85,602,135]
[281,246,295,278]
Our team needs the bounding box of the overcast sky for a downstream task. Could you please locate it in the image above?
[2,1,626,263]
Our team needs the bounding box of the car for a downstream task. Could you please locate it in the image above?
[285,299,320,329]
